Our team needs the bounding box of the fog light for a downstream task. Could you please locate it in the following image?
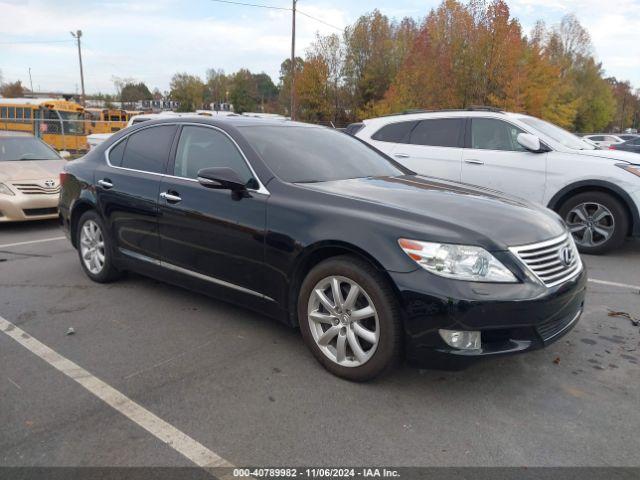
[439,329,481,350]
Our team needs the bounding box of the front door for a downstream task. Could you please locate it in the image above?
[158,125,268,297]
[461,118,547,204]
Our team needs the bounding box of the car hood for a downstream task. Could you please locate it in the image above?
[571,148,640,163]
[300,175,567,249]
[0,160,66,183]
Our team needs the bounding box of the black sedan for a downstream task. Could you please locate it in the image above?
[59,117,586,381]
[610,136,640,154]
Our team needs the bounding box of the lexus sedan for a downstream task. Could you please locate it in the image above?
[0,132,67,222]
[59,117,586,381]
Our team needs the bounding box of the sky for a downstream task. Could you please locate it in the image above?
[1,0,639,95]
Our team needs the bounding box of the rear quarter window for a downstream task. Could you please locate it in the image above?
[371,121,417,143]
[120,125,177,173]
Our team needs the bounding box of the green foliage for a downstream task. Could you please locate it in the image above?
[170,73,205,112]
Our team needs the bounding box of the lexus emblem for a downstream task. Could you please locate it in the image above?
[44,180,56,188]
[559,246,573,266]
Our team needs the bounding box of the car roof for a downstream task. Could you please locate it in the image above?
[362,109,526,125]
[0,131,33,137]
[137,115,320,129]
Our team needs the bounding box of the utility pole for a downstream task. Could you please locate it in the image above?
[28,67,34,93]
[290,0,297,120]
[70,30,86,106]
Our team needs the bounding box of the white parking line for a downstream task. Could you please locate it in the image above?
[0,236,66,249]
[588,278,640,291]
[0,315,234,469]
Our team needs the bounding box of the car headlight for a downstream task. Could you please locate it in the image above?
[398,238,517,282]
[0,183,14,196]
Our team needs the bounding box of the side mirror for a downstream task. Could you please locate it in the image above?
[197,167,247,192]
[59,150,71,159]
[517,133,544,153]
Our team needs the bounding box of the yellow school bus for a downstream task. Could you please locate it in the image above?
[85,108,128,134]
[0,98,88,152]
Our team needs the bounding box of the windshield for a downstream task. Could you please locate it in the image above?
[0,137,61,161]
[59,111,85,135]
[240,126,409,183]
[518,116,595,150]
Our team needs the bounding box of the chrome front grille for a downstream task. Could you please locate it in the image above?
[11,182,60,195]
[510,234,582,288]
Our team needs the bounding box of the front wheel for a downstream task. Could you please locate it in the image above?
[559,191,629,255]
[297,255,402,381]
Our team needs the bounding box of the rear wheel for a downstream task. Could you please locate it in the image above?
[298,255,402,381]
[76,210,121,282]
[559,191,628,255]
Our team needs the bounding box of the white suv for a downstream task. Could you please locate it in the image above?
[354,108,640,254]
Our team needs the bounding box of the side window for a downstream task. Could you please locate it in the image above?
[8,107,15,120]
[632,138,640,146]
[0,107,6,120]
[24,109,31,121]
[108,138,127,166]
[371,121,417,143]
[121,125,177,174]
[409,118,463,147]
[16,108,23,122]
[173,126,253,182]
[590,136,604,141]
[471,118,526,151]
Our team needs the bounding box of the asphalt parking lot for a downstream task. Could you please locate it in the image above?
[1,220,639,468]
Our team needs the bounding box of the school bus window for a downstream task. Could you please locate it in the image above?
[1,107,6,120]
[8,107,15,119]
[16,108,24,122]
[24,109,32,120]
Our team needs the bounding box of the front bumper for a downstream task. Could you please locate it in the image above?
[389,264,587,369]
[0,191,59,222]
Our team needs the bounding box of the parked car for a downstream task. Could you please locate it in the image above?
[616,134,640,142]
[610,136,640,154]
[582,134,626,147]
[356,109,640,254]
[59,117,586,380]
[0,132,67,222]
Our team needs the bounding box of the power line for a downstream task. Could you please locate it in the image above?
[0,39,74,45]
[209,0,343,30]
[209,0,289,11]
[297,9,342,31]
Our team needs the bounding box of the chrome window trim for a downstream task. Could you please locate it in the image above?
[103,122,270,195]
[119,248,274,302]
[509,233,583,288]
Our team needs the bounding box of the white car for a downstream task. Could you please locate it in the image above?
[355,108,640,254]
[582,134,626,147]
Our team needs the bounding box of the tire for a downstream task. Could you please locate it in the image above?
[558,191,629,255]
[76,210,121,283]
[297,255,402,381]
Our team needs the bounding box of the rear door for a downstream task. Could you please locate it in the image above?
[461,117,547,203]
[94,124,178,260]
[158,125,268,297]
[390,118,465,181]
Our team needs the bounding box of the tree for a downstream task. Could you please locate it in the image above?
[0,80,25,98]
[205,68,229,106]
[228,69,258,114]
[278,57,304,116]
[297,56,332,122]
[170,73,205,112]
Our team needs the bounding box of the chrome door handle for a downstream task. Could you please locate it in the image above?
[394,153,410,159]
[97,179,113,189]
[464,159,484,165]
[160,191,182,203]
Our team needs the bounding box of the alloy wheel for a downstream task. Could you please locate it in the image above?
[80,219,106,275]
[307,275,380,368]
[565,202,615,248]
